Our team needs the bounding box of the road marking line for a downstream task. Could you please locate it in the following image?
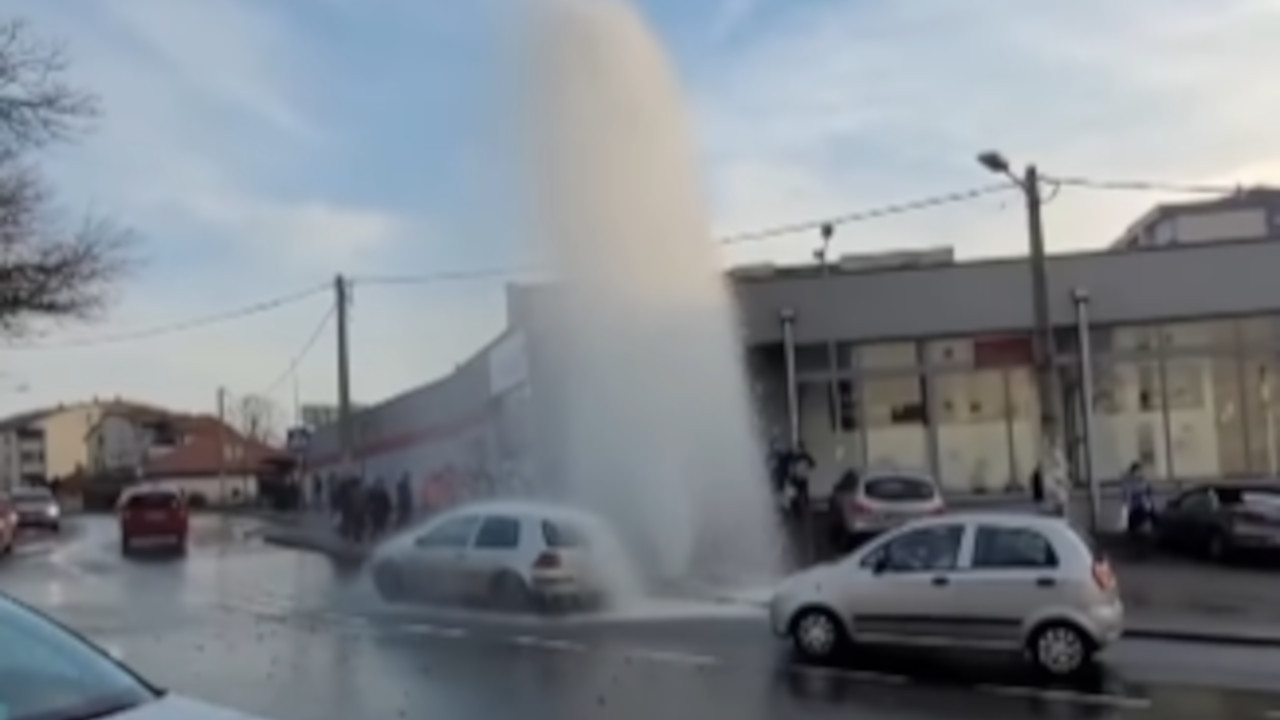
[625,649,720,667]
[790,666,909,685]
[402,624,468,639]
[976,684,1152,710]
[510,635,586,652]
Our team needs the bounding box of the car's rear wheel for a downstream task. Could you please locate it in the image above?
[490,572,532,613]
[789,608,847,662]
[1027,622,1093,677]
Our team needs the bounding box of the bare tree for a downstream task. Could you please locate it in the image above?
[231,394,282,445]
[0,18,131,337]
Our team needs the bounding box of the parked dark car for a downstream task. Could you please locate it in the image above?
[1156,482,1280,561]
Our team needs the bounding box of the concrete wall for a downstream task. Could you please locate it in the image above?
[736,240,1280,346]
[303,327,535,515]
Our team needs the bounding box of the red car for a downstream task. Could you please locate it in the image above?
[118,486,189,555]
[0,492,16,555]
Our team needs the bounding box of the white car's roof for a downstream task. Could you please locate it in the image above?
[892,510,1079,533]
[435,499,602,524]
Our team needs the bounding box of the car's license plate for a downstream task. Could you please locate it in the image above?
[145,512,169,522]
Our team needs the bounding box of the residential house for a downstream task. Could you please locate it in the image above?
[88,408,286,504]
[0,410,49,491]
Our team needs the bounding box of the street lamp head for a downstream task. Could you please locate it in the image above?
[977,150,1010,175]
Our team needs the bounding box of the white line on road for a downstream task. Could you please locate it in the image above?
[624,649,721,667]
[510,635,586,653]
[976,684,1152,710]
[789,666,909,685]
[402,624,468,639]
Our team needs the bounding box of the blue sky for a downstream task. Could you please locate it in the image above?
[4,0,1280,425]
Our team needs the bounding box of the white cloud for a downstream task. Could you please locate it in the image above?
[0,0,498,419]
[698,0,1280,264]
[709,0,757,42]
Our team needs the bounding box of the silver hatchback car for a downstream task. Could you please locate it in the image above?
[772,512,1123,676]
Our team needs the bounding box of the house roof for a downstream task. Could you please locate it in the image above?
[143,416,285,478]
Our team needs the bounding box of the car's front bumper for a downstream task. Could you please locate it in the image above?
[1086,599,1125,646]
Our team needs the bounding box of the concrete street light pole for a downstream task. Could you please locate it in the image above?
[978,152,1062,483]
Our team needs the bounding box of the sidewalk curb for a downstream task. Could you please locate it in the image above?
[259,527,369,565]
[1123,626,1280,647]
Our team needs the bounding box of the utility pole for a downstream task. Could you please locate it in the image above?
[977,152,1061,466]
[334,274,354,477]
[1023,164,1061,452]
[216,386,227,504]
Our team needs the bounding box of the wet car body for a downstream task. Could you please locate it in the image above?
[772,512,1123,677]
[371,500,628,612]
[118,485,189,556]
[0,591,275,719]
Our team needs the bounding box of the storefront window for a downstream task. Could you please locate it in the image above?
[1088,358,1167,481]
[1242,355,1280,475]
[864,370,928,472]
[860,342,919,370]
[1161,320,1239,351]
[936,370,1013,493]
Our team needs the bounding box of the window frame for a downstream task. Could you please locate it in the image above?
[858,523,966,574]
[970,524,1060,570]
[472,515,522,550]
[414,515,481,550]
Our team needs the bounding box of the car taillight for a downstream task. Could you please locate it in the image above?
[533,551,561,570]
[1092,559,1117,592]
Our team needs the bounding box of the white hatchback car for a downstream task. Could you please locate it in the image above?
[771,512,1123,676]
[370,500,632,611]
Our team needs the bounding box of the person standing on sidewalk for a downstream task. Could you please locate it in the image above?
[1122,461,1155,543]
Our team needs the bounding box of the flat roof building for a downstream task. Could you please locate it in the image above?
[303,231,1280,511]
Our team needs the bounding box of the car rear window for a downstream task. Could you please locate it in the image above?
[542,520,588,548]
[125,493,179,510]
[863,476,937,502]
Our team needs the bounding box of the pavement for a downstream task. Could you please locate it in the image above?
[7,515,1280,718]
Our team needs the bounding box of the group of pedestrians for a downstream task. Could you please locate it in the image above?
[323,474,414,544]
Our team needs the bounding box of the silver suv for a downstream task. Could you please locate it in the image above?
[772,512,1123,676]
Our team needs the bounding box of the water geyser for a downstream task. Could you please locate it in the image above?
[519,0,782,587]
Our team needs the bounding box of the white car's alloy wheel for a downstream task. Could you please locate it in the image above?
[793,611,840,659]
[1034,625,1087,675]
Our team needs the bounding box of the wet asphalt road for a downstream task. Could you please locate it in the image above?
[3,516,1280,720]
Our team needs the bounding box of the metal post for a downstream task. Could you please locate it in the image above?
[1073,288,1100,534]
[780,308,800,449]
[335,275,354,476]
[1025,166,1061,463]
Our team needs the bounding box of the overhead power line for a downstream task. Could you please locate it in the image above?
[1044,176,1262,196]
[4,283,330,350]
[717,183,1015,245]
[260,302,336,397]
[352,266,534,287]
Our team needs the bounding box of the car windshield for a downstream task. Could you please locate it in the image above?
[0,595,156,720]
[864,477,937,502]
[125,493,179,509]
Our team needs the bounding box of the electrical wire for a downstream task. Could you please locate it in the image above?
[260,302,336,397]
[4,283,330,350]
[1044,176,1261,196]
[717,183,1015,245]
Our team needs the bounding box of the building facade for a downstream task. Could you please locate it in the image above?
[301,236,1280,510]
[1112,188,1280,250]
